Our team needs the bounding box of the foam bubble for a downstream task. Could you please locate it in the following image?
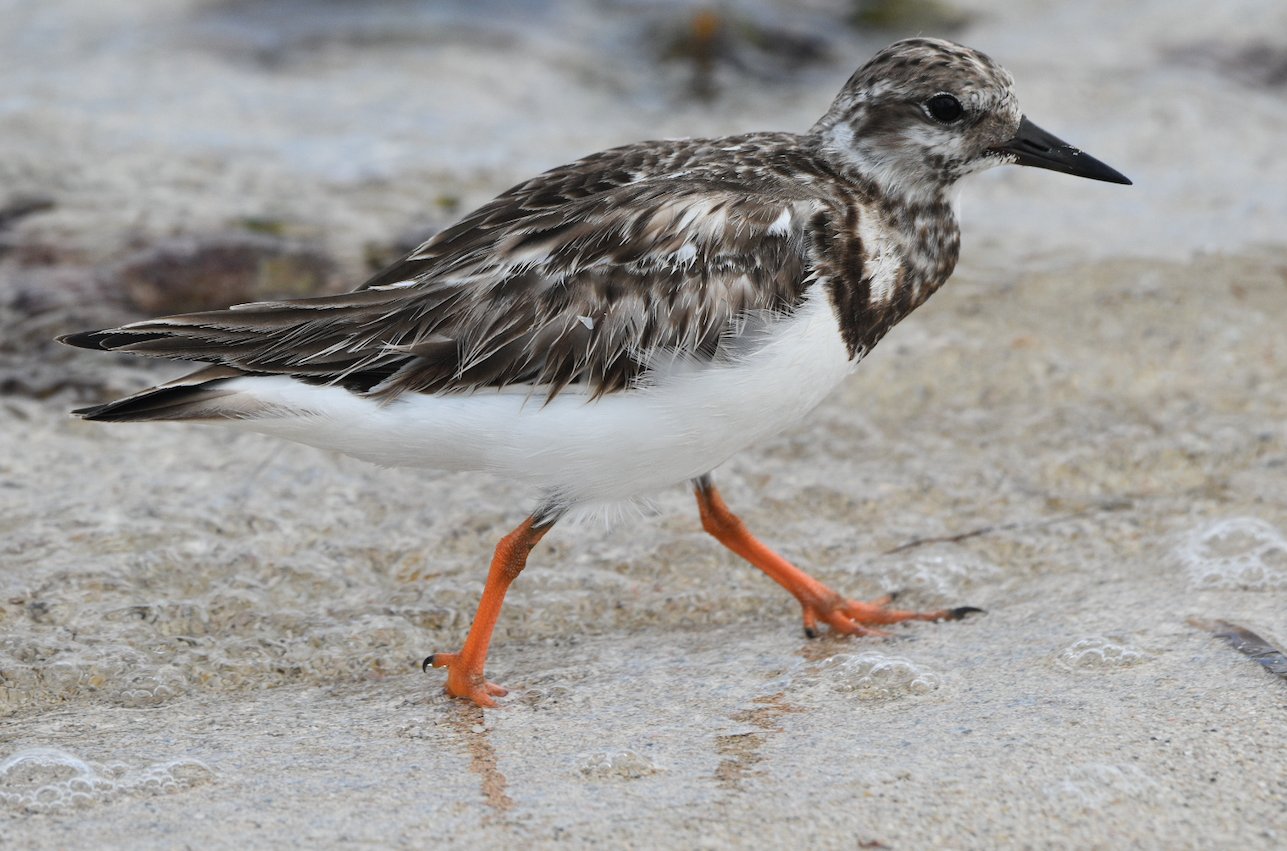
[0,748,212,812]
[1056,636,1149,671]
[1173,517,1287,591]
[871,544,1003,600]
[1045,764,1158,808]
[0,663,39,708]
[396,718,437,739]
[575,750,659,779]
[516,686,576,708]
[114,665,190,707]
[819,652,944,700]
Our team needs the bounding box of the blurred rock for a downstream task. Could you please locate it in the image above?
[0,195,55,233]
[363,221,445,275]
[0,195,58,265]
[849,0,972,34]
[0,230,336,400]
[1178,41,1287,90]
[660,9,830,100]
[1232,43,1287,88]
[114,231,335,315]
[0,262,138,399]
[191,0,526,69]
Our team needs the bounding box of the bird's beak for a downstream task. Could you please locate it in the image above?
[990,116,1132,185]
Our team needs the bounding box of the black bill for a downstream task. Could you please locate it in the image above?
[991,116,1132,185]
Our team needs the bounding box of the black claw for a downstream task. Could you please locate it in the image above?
[887,590,901,602]
[948,606,985,620]
[804,626,819,639]
[422,655,436,672]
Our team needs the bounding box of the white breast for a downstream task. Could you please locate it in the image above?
[218,286,856,506]
[858,212,902,306]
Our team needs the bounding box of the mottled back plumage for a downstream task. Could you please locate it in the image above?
[63,38,1028,411]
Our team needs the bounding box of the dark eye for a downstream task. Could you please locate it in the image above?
[927,94,963,123]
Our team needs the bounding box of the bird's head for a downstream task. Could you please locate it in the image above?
[810,38,1130,205]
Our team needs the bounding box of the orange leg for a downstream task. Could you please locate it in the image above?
[694,478,980,637]
[424,515,553,708]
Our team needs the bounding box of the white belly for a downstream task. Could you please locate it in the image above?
[219,287,855,505]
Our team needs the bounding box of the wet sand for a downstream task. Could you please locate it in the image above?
[2,1,1287,848]
[5,252,1287,849]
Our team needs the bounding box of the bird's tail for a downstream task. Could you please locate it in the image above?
[70,365,256,423]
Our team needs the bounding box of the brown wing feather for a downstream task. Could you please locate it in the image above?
[62,133,845,402]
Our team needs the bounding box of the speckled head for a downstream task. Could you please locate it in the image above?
[810,38,1130,203]
[810,38,1022,199]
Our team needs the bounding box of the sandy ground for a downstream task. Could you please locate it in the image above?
[2,1,1287,849]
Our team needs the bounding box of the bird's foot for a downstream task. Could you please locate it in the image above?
[692,481,983,641]
[423,652,509,708]
[801,592,983,639]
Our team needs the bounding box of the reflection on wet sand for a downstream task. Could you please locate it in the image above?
[445,707,513,815]
[714,693,805,792]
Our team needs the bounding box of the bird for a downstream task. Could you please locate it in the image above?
[60,38,1130,708]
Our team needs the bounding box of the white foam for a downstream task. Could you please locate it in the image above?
[1045,764,1159,809]
[575,750,660,779]
[0,748,212,813]
[871,544,1004,600]
[1173,517,1287,591]
[819,652,944,700]
[1056,636,1149,672]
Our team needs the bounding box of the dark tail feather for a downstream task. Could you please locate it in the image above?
[58,329,134,350]
[72,364,252,423]
[72,385,240,422]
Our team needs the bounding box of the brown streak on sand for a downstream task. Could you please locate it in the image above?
[714,693,806,791]
[713,732,766,790]
[447,708,514,814]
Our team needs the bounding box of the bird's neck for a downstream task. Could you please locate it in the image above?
[894,191,962,307]
[803,134,962,360]
[807,123,959,213]
[820,137,963,306]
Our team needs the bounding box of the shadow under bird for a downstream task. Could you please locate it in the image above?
[61,38,1130,707]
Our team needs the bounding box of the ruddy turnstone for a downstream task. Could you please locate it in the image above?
[61,38,1129,708]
